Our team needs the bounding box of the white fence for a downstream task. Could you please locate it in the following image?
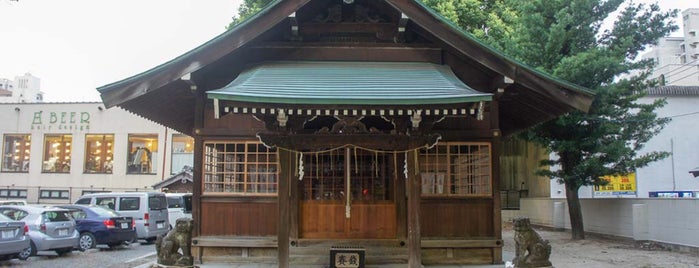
[502,198,699,250]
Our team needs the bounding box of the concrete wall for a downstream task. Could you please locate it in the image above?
[503,198,699,249]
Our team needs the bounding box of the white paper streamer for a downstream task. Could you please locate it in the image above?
[298,152,304,181]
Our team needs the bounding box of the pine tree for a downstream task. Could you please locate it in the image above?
[510,0,677,239]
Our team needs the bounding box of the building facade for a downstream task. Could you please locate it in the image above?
[0,102,194,203]
[0,73,44,103]
[642,9,699,86]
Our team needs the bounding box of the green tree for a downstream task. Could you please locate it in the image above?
[511,0,677,239]
[228,0,274,28]
[422,0,517,51]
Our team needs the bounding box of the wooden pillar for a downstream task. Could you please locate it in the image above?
[407,150,422,267]
[290,154,299,242]
[192,87,205,238]
[490,99,503,264]
[396,152,407,243]
[278,149,293,268]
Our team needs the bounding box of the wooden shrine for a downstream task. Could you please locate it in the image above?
[98,0,593,267]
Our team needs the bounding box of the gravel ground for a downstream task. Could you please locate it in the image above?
[501,222,699,268]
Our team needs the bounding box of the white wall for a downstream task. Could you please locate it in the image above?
[503,198,699,249]
[550,94,699,198]
[636,95,699,197]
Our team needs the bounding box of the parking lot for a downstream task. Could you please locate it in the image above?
[0,241,155,268]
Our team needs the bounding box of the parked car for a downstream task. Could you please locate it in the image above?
[0,213,30,261]
[0,200,27,206]
[0,205,79,259]
[165,193,192,229]
[75,192,169,243]
[56,205,136,251]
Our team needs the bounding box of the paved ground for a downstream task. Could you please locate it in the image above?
[501,223,699,268]
[135,223,699,268]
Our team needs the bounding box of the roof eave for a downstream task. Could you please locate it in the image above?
[97,0,310,108]
[386,0,595,113]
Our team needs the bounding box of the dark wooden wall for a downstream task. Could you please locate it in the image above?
[200,199,278,236]
[420,198,493,238]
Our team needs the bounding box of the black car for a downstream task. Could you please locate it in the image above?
[56,205,136,250]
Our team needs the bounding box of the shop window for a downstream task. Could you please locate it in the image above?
[171,134,194,174]
[127,134,158,174]
[203,141,278,195]
[39,190,70,199]
[2,134,31,172]
[84,134,114,174]
[0,189,27,198]
[42,134,72,173]
[419,142,492,197]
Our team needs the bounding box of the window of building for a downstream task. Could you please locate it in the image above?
[0,189,27,198]
[2,134,31,172]
[39,190,70,199]
[42,134,72,173]
[203,141,278,195]
[171,134,194,174]
[85,134,114,174]
[127,134,158,174]
[419,142,492,197]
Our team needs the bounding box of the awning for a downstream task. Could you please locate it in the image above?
[207,61,492,106]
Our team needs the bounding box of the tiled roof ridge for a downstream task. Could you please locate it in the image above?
[647,86,699,96]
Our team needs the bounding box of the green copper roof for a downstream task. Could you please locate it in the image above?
[207,61,492,105]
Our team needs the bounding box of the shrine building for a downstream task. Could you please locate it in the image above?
[97,0,594,266]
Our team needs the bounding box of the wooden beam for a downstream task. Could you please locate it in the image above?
[421,239,503,248]
[193,237,278,248]
[248,44,443,63]
[257,133,441,151]
[299,22,396,34]
[407,150,422,267]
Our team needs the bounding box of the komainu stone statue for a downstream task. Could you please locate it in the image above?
[512,217,552,267]
[155,218,194,267]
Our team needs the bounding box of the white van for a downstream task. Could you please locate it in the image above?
[165,193,192,229]
[75,192,169,243]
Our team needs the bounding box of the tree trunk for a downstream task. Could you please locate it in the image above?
[565,183,585,240]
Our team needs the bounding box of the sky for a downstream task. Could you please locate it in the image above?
[0,0,695,102]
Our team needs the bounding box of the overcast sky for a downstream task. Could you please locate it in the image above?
[0,0,694,102]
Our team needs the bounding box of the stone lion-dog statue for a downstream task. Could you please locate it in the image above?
[155,217,194,267]
[512,217,552,267]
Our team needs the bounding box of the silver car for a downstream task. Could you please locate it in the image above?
[0,205,79,259]
[0,213,30,261]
